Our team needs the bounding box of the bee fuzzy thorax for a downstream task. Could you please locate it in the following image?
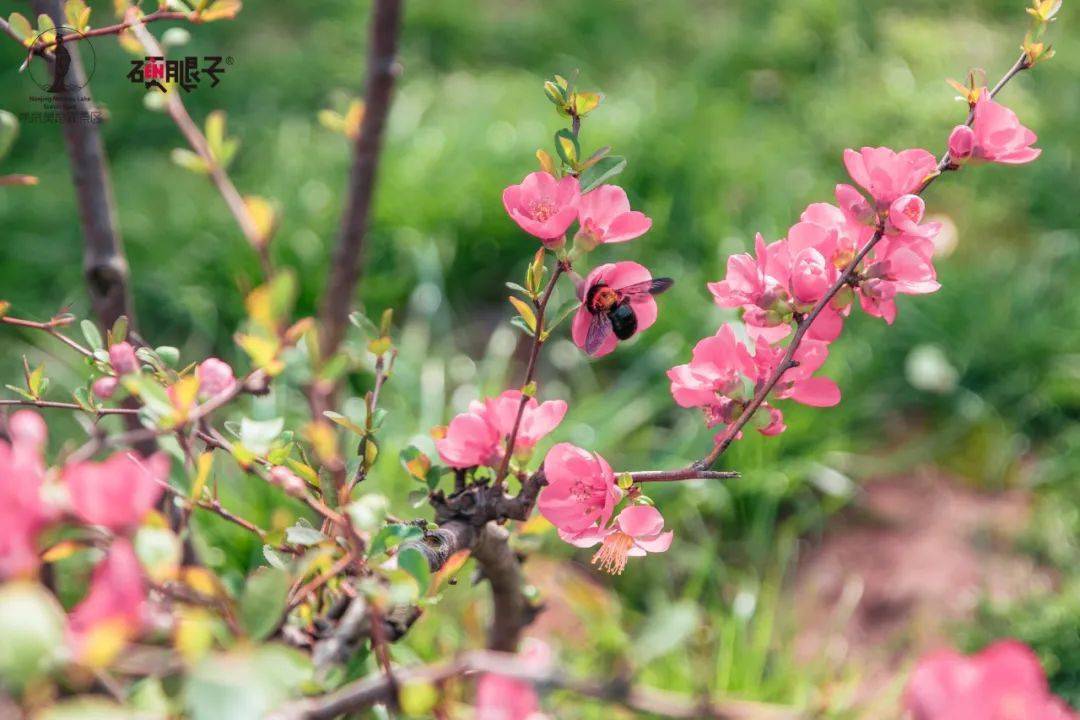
[586,283,619,313]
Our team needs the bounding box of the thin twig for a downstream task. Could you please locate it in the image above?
[317,0,404,365]
[0,398,137,416]
[269,650,799,720]
[128,17,268,259]
[494,261,566,487]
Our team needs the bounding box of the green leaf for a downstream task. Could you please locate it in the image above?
[505,282,532,298]
[27,363,45,399]
[554,128,579,167]
[399,445,431,481]
[7,13,34,44]
[155,346,180,367]
[633,600,701,664]
[262,545,289,571]
[240,417,284,455]
[0,110,18,162]
[0,583,66,692]
[110,315,129,344]
[367,524,422,558]
[508,295,537,332]
[171,148,209,174]
[323,410,365,436]
[578,155,628,194]
[285,522,326,547]
[80,319,103,351]
[239,567,291,640]
[396,546,431,595]
[510,316,535,337]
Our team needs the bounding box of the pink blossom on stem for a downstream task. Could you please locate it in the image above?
[857,240,940,324]
[887,194,941,241]
[64,452,169,532]
[842,147,937,207]
[750,336,841,408]
[197,357,237,399]
[538,443,621,540]
[573,184,651,247]
[502,172,580,243]
[579,505,674,575]
[435,407,501,469]
[108,341,139,375]
[572,261,666,357]
[0,411,56,579]
[91,376,119,400]
[483,390,567,451]
[67,539,147,664]
[949,91,1041,166]
[904,640,1078,720]
[269,465,307,498]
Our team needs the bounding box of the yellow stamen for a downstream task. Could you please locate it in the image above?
[591,531,634,575]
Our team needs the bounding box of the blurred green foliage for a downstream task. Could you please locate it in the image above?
[1,0,1077,714]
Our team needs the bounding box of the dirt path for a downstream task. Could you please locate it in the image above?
[790,469,1056,710]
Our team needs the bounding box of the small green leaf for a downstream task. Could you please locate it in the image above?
[110,315,129,344]
[323,411,365,436]
[7,13,33,45]
[554,128,579,167]
[262,545,289,570]
[240,417,284,455]
[239,567,291,640]
[508,296,537,332]
[155,346,180,367]
[579,155,627,194]
[171,148,209,174]
[285,523,326,547]
[367,524,422,558]
[27,363,45,399]
[80,319,103,351]
[510,316,535,337]
[397,546,431,595]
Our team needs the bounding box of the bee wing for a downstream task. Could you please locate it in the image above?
[584,312,613,355]
[617,277,674,300]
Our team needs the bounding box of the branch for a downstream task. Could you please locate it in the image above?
[495,260,566,487]
[693,50,1033,471]
[32,0,134,331]
[317,0,403,362]
[471,523,537,652]
[128,18,268,263]
[270,650,799,720]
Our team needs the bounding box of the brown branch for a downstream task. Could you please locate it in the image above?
[628,468,739,483]
[494,261,566,487]
[1,314,94,357]
[317,0,403,363]
[472,523,537,652]
[0,398,136,416]
[32,0,134,331]
[270,650,799,720]
[694,49,1033,472]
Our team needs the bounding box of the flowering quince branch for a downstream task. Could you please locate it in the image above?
[688,45,1044,473]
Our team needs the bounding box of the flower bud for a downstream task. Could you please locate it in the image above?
[790,248,830,304]
[269,465,307,498]
[108,342,139,376]
[91,377,119,400]
[196,357,237,399]
[8,410,47,450]
[947,125,975,163]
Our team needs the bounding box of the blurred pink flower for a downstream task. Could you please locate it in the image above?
[64,451,169,532]
[91,376,119,400]
[949,92,1041,165]
[269,465,307,498]
[108,341,139,375]
[197,357,237,399]
[435,407,501,469]
[574,184,651,246]
[475,639,552,720]
[67,539,147,662]
[843,146,937,207]
[538,443,620,539]
[572,261,664,357]
[483,390,567,450]
[0,411,56,579]
[904,639,1077,720]
[583,505,674,575]
[502,172,580,242]
[667,324,755,413]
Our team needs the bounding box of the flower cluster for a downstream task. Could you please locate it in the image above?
[672,92,1039,441]
[0,410,171,665]
[436,389,568,469]
[904,640,1077,720]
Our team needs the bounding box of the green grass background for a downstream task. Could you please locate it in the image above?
[1,0,1078,716]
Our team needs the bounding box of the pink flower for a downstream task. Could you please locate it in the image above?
[64,452,169,532]
[67,539,147,663]
[91,376,119,400]
[887,194,940,241]
[483,390,567,451]
[572,261,667,357]
[843,147,937,207]
[108,341,139,375]
[502,172,580,242]
[574,184,651,247]
[269,465,307,498]
[750,336,841,408]
[435,407,501,469]
[0,411,56,579]
[197,357,237,399]
[904,640,1077,720]
[538,443,621,539]
[475,639,552,720]
[858,240,940,324]
[667,324,755,413]
[576,505,674,575]
[949,92,1041,166]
